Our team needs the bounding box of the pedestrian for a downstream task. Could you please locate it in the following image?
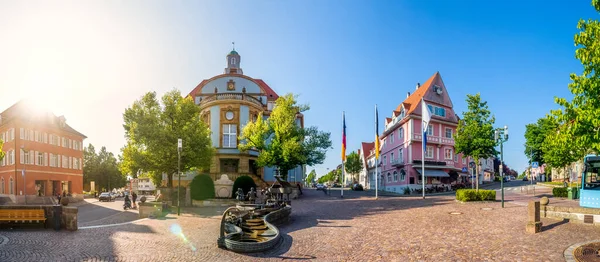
[132,192,138,208]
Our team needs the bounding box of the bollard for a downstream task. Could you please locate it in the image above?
[525,201,542,234]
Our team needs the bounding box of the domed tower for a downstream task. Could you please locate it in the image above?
[225,42,242,74]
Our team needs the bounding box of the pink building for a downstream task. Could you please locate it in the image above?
[378,72,469,193]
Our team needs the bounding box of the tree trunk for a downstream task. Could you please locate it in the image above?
[279,168,289,181]
[167,173,173,188]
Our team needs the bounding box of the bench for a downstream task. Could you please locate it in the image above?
[0,209,47,228]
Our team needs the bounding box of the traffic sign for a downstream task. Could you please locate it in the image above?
[532,162,539,168]
[462,167,468,173]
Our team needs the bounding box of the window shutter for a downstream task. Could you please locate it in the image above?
[57,155,61,168]
[69,157,72,169]
[80,158,82,170]
[10,129,14,140]
[19,150,23,164]
[44,133,48,143]
[29,130,33,141]
[29,150,34,165]
[44,153,48,166]
[19,128,23,139]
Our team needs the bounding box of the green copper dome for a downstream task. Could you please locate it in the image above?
[229,50,239,55]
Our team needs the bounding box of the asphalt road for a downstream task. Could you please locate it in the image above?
[78,197,144,226]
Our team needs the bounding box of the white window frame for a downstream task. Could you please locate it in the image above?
[9,178,13,194]
[425,146,434,159]
[37,152,43,165]
[462,158,467,165]
[399,148,403,162]
[390,132,394,143]
[222,124,237,148]
[445,148,453,160]
[445,128,453,139]
[387,173,392,182]
[0,178,4,194]
[400,170,406,181]
[427,124,433,136]
[393,171,398,182]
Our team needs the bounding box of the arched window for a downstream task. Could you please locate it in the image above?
[387,172,391,182]
[393,171,398,182]
[231,58,236,66]
[400,170,406,181]
[9,178,13,195]
[0,178,4,194]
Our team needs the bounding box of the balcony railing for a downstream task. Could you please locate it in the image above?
[413,133,455,145]
[390,158,404,167]
[199,93,264,107]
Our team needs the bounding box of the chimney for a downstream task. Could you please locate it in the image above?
[415,82,420,90]
[407,92,411,98]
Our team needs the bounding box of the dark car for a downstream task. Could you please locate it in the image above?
[522,177,529,181]
[98,192,114,202]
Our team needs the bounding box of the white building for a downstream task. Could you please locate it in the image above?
[137,177,156,194]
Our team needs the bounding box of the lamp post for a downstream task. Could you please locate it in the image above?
[177,138,182,216]
[495,125,509,208]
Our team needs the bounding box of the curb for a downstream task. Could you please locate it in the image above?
[79,218,149,230]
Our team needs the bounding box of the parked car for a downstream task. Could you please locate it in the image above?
[316,184,326,190]
[352,183,364,191]
[522,177,529,181]
[99,192,114,202]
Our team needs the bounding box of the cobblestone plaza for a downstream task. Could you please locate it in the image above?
[0,189,599,261]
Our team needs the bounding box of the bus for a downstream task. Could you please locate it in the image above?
[580,154,600,208]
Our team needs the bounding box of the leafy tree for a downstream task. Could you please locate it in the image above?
[344,151,363,182]
[454,93,497,191]
[0,139,4,163]
[306,169,317,184]
[551,0,600,155]
[83,144,126,192]
[541,115,586,179]
[120,90,214,187]
[239,94,332,180]
[189,174,215,200]
[524,117,559,166]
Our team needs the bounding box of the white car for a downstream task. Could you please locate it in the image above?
[316,184,326,190]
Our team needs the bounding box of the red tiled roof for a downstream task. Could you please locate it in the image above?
[385,117,392,124]
[361,142,374,160]
[254,79,279,100]
[186,80,208,98]
[395,72,441,115]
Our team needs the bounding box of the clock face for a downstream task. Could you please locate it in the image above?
[225,111,234,120]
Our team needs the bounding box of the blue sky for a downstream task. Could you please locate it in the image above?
[0,0,596,178]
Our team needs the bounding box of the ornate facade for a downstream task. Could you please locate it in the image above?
[186,48,304,187]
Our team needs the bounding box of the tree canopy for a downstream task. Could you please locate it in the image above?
[120,90,214,187]
[551,0,600,155]
[239,93,332,180]
[524,117,559,166]
[0,139,4,163]
[344,151,363,182]
[83,144,125,192]
[306,169,317,184]
[454,93,497,191]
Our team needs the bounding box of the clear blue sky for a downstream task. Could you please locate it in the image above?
[0,0,596,178]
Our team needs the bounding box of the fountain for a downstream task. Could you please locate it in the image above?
[217,176,293,252]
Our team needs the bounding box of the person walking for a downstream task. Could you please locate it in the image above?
[132,192,138,208]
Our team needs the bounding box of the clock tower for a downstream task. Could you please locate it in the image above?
[225,42,243,75]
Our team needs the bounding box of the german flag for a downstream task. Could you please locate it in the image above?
[342,112,346,161]
[375,105,379,159]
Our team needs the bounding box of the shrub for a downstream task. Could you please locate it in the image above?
[456,189,496,202]
[190,174,215,200]
[552,187,568,198]
[353,184,364,191]
[403,187,410,195]
[232,176,257,199]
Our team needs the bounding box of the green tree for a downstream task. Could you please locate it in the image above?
[344,151,363,182]
[524,117,559,166]
[120,90,214,187]
[239,94,332,180]
[541,115,586,179]
[306,169,317,184]
[454,93,497,191]
[551,0,600,155]
[0,139,5,163]
[83,144,126,192]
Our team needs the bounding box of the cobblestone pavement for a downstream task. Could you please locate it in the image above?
[0,189,598,261]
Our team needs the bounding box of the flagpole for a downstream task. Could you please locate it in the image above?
[341,111,344,199]
[422,135,425,199]
[375,105,379,200]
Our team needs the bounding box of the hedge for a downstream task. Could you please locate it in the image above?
[190,174,215,200]
[552,187,569,198]
[232,175,257,199]
[456,189,496,202]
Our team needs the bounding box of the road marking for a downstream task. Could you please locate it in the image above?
[79,218,149,230]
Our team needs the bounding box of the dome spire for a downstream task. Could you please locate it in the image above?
[225,43,242,74]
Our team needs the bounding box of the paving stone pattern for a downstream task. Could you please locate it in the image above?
[0,189,599,261]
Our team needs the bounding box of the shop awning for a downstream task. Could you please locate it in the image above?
[415,169,450,177]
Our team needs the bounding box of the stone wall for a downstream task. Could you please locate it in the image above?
[192,198,238,207]
[541,205,600,226]
[138,202,165,219]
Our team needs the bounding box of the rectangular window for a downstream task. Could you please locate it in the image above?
[222,124,237,148]
[454,154,458,162]
[462,158,467,165]
[399,148,403,162]
[435,107,446,117]
[399,127,404,139]
[445,148,453,160]
[22,150,31,164]
[445,128,453,138]
[37,152,43,165]
[383,156,387,165]
[62,155,68,168]
[8,150,14,165]
[427,124,433,136]
[29,130,33,141]
[391,153,394,162]
[426,146,434,158]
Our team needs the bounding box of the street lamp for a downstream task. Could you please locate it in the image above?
[495,125,509,208]
[177,138,182,216]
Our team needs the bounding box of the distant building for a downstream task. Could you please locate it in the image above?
[358,142,377,189]
[0,100,86,196]
[129,177,156,195]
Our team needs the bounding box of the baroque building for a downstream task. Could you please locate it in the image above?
[186,48,304,187]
